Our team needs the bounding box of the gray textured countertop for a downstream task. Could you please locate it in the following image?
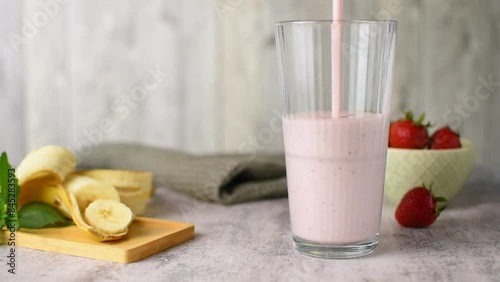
[1,167,499,282]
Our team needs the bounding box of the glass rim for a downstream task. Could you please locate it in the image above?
[276,20,397,26]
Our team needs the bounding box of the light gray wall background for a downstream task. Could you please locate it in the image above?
[1,0,499,170]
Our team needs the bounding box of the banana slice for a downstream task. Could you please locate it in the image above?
[63,175,120,211]
[67,193,129,241]
[117,190,150,215]
[75,169,153,194]
[16,145,77,186]
[84,199,133,234]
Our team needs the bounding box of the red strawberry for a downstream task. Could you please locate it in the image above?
[395,185,447,228]
[429,126,462,149]
[389,112,431,149]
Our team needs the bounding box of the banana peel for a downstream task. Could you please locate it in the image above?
[16,145,77,186]
[18,183,72,219]
[17,146,77,217]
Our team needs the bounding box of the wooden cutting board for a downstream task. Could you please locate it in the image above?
[1,217,194,263]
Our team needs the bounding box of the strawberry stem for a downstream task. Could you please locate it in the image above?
[426,183,433,194]
[417,113,425,125]
[405,111,414,121]
[434,197,447,203]
[402,111,432,128]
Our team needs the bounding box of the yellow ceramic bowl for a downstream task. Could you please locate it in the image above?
[384,139,475,205]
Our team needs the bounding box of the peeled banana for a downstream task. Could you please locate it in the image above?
[14,145,152,242]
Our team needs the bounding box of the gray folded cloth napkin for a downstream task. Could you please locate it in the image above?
[79,143,288,204]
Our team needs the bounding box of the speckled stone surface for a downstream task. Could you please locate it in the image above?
[1,167,499,282]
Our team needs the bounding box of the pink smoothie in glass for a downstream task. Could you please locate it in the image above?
[283,112,390,244]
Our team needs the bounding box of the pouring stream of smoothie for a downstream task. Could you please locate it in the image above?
[331,0,343,117]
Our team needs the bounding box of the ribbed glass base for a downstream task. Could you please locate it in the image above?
[293,234,379,259]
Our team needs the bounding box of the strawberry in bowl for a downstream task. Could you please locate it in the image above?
[389,112,431,149]
[429,126,462,149]
[384,112,475,205]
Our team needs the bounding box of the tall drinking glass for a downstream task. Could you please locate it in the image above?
[275,20,397,259]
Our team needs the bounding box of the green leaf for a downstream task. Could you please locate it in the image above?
[1,152,10,229]
[0,196,5,229]
[0,152,20,230]
[0,178,4,229]
[0,152,9,206]
[18,202,73,229]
